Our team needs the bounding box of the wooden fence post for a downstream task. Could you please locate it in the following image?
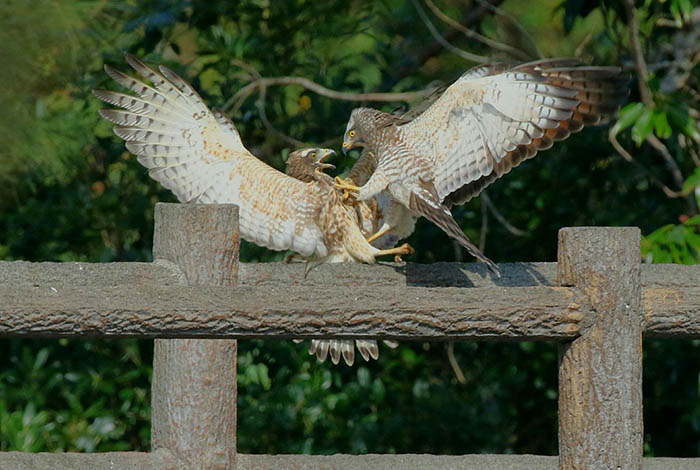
[557,227,643,470]
[151,203,239,469]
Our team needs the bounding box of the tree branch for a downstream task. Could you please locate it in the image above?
[410,0,490,64]
[446,342,467,384]
[690,146,700,168]
[224,76,439,114]
[254,85,305,147]
[646,134,686,190]
[646,134,699,215]
[482,192,529,237]
[423,0,530,61]
[474,0,541,59]
[624,0,654,106]
[389,0,504,87]
[608,128,686,199]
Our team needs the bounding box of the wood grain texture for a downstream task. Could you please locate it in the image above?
[150,203,239,470]
[4,259,697,290]
[237,453,559,470]
[0,453,697,470]
[557,227,643,470]
[1,262,698,339]
[643,287,700,337]
[0,283,587,340]
[237,455,700,470]
[0,450,176,470]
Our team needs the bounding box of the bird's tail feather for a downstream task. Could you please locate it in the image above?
[296,339,396,365]
[410,188,500,276]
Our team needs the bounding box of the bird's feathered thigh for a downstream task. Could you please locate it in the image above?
[317,187,379,264]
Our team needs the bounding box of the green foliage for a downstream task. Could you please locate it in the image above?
[0,340,152,451]
[237,340,558,454]
[642,215,700,264]
[1,0,699,458]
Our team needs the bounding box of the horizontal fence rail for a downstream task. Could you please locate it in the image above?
[1,261,698,340]
[2,452,700,470]
[2,204,699,470]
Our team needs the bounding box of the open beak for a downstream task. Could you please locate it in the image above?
[342,141,351,155]
[316,148,336,170]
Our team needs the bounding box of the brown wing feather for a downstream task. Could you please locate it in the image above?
[403,59,628,206]
[95,55,327,257]
[408,181,499,275]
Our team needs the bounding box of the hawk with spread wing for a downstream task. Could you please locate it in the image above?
[93,55,411,365]
[336,59,628,274]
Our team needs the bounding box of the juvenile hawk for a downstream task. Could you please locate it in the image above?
[94,55,410,365]
[337,59,628,274]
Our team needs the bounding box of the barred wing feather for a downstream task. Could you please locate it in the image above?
[401,59,627,205]
[94,55,326,257]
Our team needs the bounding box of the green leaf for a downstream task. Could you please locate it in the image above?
[668,105,700,142]
[686,215,700,226]
[611,102,645,136]
[683,168,700,194]
[631,108,655,145]
[653,111,672,139]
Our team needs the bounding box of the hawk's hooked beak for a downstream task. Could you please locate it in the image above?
[315,148,336,171]
[342,141,352,155]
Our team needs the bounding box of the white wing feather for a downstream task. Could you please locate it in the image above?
[401,64,580,202]
[95,55,327,257]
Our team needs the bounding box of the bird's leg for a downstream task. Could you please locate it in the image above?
[334,176,360,200]
[374,243,415,261]
[366,223,391,244]
[303,259,323,279]
[284,253,305,263]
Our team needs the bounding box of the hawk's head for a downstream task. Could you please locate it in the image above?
[342,109,367,155]
[286,148,336,183]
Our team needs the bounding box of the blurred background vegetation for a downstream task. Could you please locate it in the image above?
[1,0,699,457]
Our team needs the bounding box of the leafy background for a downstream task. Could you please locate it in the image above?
[1,0,699,456]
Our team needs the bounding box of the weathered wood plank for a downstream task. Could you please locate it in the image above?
[0,284,587,340]
[237,455,700,470]
[237,453,558,470]
[0,453,697,470]
[150,203,239,470]
[1,282,697,339]
[1,261,697,339]
[4,260,698,290]
[643,287,700,337]
[0,261,182,287]
[239,261,557,287]
[0,450,175,470]
[557,227,643,470]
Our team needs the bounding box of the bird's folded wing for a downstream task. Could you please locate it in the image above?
[94,55,326,257]
[400,58,627,205]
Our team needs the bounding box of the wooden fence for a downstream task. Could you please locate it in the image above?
[1,202,699,470]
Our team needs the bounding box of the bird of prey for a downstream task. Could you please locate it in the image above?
[336,59,628,274]
[286,148,401,365]
[93,55,411,365]
[345,148,418,250]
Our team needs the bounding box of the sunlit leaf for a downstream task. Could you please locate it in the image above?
[631,108,654,146]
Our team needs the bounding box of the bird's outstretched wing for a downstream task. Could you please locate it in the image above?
[94,55,327,257]
[400,58,628,206]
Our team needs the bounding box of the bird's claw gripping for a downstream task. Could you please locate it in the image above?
[334,176,360,200]
[394,243,415,262]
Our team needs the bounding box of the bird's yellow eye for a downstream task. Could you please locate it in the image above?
[309,152,316,158]
[349,130,356,138]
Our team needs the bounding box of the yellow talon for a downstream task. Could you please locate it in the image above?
[334,176,360,199]
[400,243,415,256]
[377,243,415,262]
